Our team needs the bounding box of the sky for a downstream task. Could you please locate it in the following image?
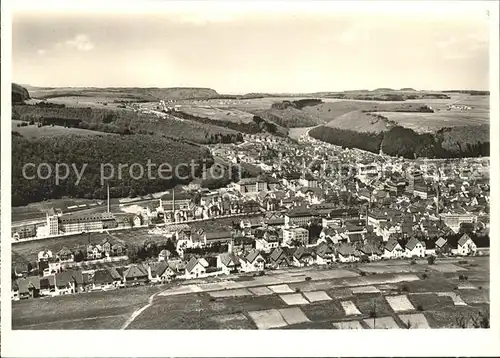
[11,2,491,94]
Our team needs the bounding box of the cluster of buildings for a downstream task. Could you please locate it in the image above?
[447,104,473,111]
[12,210,142,241]
[12,125,490,301]
[12,259,185,300]
[26,240,128,278]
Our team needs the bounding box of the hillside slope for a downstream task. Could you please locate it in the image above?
[438,124,490,154]
[27,87,219,101]
[12,104,242,144]
[12,135,212,206]
[253,107,325,128]
[310,123,489,159]
[325,110,396,133]
[12,83,30,103]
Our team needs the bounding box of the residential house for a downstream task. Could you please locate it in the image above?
[455,233,477,256]
[435,237,451,255]
[54,270,88,295]
[37,249,53,262]
[292,247,315,267]
[239,249,266,273]
[146,262,169,283]
[86,244,103,260]
[92,269,118,290]
[101,240,112,257]
[240,217,263,230]
[229,235,254,254]
[123,264,149,286]
[217,253,241,275]
[108,267,123,286]
[336,244,359,263]
[39,276,55,296]
[268,247,292,269]
[383,239,404,259]
[165,259,186,279]
[405,238,425,258]
[112,243,125,256]
[377,222,402,242]
[256,233,280,253]
[314,242,336,265]
[184,257,210,279]
[318,227,340,244]
[56,247,74,263]
[13,277,41,300]
[358,243,382,261]
[158,249,171,262]
[423,239,437,256]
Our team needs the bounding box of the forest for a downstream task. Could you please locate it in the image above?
[12,135,212,206]
[174,110,284,135]
[309,126,384,153]
[310,124,490,159]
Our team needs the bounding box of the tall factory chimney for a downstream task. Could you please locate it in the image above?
[107,181,110,213]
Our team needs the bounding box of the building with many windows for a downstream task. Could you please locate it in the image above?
[284,208,315,227]
[282,227,309,247]
[439,212,477,233]
[59,213,117,234]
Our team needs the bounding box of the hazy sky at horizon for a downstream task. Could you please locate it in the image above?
[12,4,490,93]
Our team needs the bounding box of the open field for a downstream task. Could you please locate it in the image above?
[12,120,112,138]
[44,96,138,110]
[287,126,316,140]
[12,257,489,330]
[12,286,161,329]
[179,105,254,124]
[26,86,219,102]
[376,111,489,133]
[308,94,488,135]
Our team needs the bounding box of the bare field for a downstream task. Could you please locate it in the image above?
[180,105,254,124]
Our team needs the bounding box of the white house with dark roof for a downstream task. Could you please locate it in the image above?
[359,243,383,261]
[455,233,477,256]
[315,242,336,265]
[184,257,210,279]
[217,253,241,275]
[336,244,358,263]
[405,238,425,258]
[239,249,266,272]
[383,239,404,259]
[292,247,315,267]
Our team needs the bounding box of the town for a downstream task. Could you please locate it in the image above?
[8,3,493,338]
[11,130,490,300]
